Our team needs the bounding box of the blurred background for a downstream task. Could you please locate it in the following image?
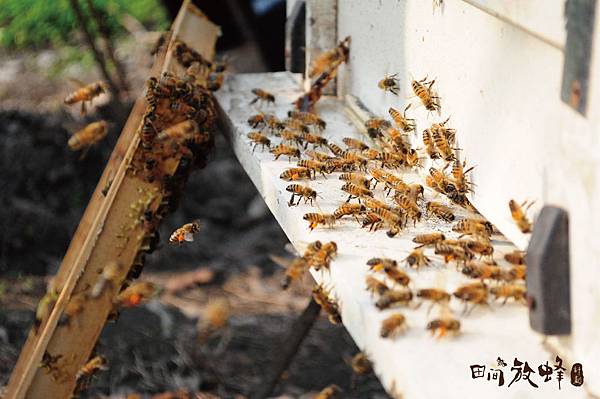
[0,1,388,397]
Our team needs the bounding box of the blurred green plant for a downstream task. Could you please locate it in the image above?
[0,0,169,50]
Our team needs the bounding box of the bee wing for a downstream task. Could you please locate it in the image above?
[183,232,195,242]
[269,254,293,269]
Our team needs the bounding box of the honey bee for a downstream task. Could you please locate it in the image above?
[303,240,323,259]
[504,250,526,265]
[281,129,305,146]
[453,282,488,314]
[328,143,346,157]
[385,127,410,152]
[451,158,475,193]
[287,184,318,206]
[382,263,410,286]
[393,194,421,225]
[75,355,108,391]
[325,157,356,173]
[306,150,333,162]
[333,203,366,221]
[461,260,501,281]
[366,257,397,272]
[431,117,456,144]
[460,237,494,259]
[365,275,389,297]
[372,207,405,237]
[250,88,275,105]
[309,36,351,78]
[422,129,439,159]
[376,288,413,309]
[342,151,369,171]
[342,137,369,151]
[341,182,373,202]
[313,284,342,324]
[288,110,327,130]
[339,172,371,189]
[303,213,336,230]
[508,199,534,233]
[380,313,407,338]
[405,148,423,168]
[500,265,527,281]
[426,316,460,338]
[361,212,383,231]
[275,256,308,289]
[389,104,416,132]
[416,289,451,313]
[431,126,454,161]
[404,248,431,269]
[308,241,338,271]
[362,197,391,212]
[169,220,201,244]
[378,150,404,169]
[115,281,157,308]
[412,232,445,247]
[377,73,400,94]
[434,241,473,266]
[314,384,342,399]
[91,261,124,298]
[64,81,108,114]
[350,352,373,375]
[265,115,286,134]
[35,282,59,333]
[157,120,199,142]
[302,132,328,149]
[280,167,313,181]
[68,120,108,151]
[248,113,268,129]
[426,201,455,222]
[247,131,271,151]
[271,144,301,161]
[367,167,389,189]
[412,76,440,112]
[284,118,310,134]
[490,284,527,304]
[39,351,64,381]
[452,219,493,237]
[298,159,329,178]
[364,118,391,138]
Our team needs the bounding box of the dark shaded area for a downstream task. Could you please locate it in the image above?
[0,304,388,398]
[163,0,286,71]
[0,106,129,275]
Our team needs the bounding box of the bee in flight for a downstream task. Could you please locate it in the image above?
[378,73,400,95]
[68,121,108,154]
[169,220,201,244]
[508,199,534,233]
[250,88,275,106]
[64,80,108,115]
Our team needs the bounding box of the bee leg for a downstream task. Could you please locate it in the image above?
[80,101,87,115]
[288,194,295,207]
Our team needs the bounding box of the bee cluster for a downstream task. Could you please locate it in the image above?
[240,36,534,347]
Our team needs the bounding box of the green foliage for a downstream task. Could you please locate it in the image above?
[0,0,169,50]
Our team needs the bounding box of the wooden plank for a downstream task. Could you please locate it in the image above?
[215,72,588,399]
[4,2,220,398]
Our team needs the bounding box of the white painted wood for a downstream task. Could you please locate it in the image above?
[335,0,600,395]
[215,72,589,399]
[461,0,566,49]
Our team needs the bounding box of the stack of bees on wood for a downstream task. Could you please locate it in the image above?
[244,36,534,344]
[38,39,223,395]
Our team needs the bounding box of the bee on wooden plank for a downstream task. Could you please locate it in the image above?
[250,88,275,105]
[380,313,407,338]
